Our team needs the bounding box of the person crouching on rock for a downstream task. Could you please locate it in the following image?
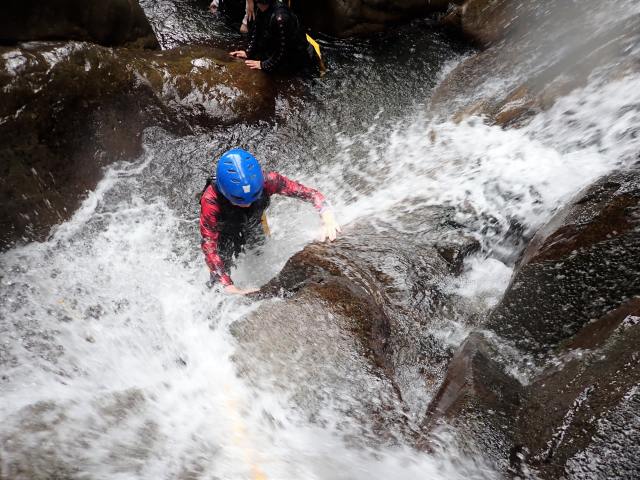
[200,148,341,295]
[229,0,321,74]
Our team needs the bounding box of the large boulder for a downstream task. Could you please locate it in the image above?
[486,171,640,357]
[515,299,640,478]
[232,209,479,436]
[295,0,450,37]
[0,0,158,48]
[432,0,640,126]
[420,170,640,477]
[0,42,275,249]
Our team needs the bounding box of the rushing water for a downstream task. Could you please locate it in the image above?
[2,2,640,479]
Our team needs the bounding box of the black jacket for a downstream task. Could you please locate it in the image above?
[246,3,310,73]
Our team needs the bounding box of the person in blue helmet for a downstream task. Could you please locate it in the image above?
[200,148,341,295]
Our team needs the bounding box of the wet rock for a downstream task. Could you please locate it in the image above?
[0,42,275,249]
[486,171,640,356]
[516,298,640,478]
[417,332,523,472]
[564,382,640,479]
[432,1,640,126]
[295,0,450,37]
[420,171,640,476]
[126,45,276,126]
[420,300,640,478]
[441,0,539,48]
[234,209,479,431]
[0,0,158,48]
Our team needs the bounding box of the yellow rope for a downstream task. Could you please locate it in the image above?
[57,301,268,478]
[261,212,271,237]
[223,383,268,479]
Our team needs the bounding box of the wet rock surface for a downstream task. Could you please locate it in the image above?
[563,380,640,479]
[421,170,640,477]
[487,171,640,356]
[232,209,479,434]
[0,42,274,249]
[418,331,523,471]
[517,300,640,478]
[433,0,640,126]
[0,0,158,48]
[295,0,450,37]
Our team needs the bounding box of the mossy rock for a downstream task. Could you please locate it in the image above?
[0,41,275,249]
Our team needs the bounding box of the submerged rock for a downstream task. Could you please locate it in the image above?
[0,42,275,249]
[0,0,158,48]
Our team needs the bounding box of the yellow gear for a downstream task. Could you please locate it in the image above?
[305,33,326,75]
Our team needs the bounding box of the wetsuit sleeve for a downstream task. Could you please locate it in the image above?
[200,189,233,287]
[261,13,288,73]
[264,172,330,212]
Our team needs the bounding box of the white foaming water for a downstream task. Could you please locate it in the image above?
[325,74,640,241]
[2,66,640,478]
[448,257,513,310]
[0,156,493,478]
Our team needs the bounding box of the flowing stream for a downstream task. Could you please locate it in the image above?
[2,2,640,479]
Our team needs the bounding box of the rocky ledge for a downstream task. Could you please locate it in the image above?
[419,170,640,477]
[0,0,159,48]
[0,42,275,249]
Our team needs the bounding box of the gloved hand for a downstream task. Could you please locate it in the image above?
[320,210,341,242]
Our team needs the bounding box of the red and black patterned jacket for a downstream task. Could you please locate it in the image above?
[200,171,328,286]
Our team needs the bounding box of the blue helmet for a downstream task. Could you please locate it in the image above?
[215,148,264,205]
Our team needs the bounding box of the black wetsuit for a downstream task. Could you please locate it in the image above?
[246,2,315,74]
